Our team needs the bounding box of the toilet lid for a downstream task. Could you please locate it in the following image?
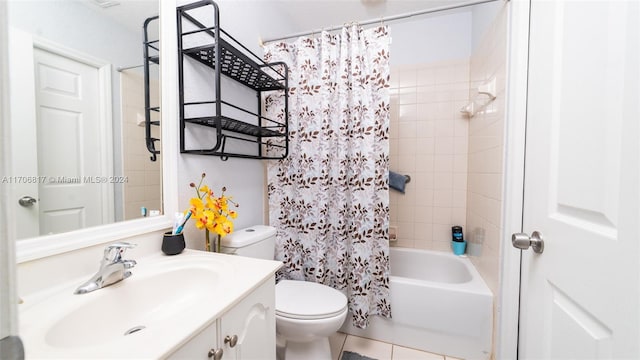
[276,280,348,320]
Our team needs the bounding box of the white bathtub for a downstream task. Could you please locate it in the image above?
[340,247,493,360]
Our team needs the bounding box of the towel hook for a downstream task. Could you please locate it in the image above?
[404,175,411,184]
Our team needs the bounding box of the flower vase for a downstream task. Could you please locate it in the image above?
[205,229,221,252]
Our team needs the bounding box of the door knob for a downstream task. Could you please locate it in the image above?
[18,196,37,207]
[208,348,223,360]
[512,231,544,254]
[224,334,238,347]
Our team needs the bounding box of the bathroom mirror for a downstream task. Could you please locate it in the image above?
[6,0,161,241]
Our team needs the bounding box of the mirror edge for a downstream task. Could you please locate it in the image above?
[1,0,19,338]
[15,0,179,264]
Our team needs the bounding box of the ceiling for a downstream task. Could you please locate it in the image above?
[262,0,478,41]
[81,0,483,43]
[79,0,159,37]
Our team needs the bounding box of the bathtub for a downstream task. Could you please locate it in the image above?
[340,247,493,360]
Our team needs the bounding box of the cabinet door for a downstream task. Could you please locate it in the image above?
[220,277,276,360]
[167,321,218,360]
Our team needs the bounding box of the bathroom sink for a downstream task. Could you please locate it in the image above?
[18,250,275,358]
[45,265,220,348]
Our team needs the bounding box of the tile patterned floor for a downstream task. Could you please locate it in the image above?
[329,332,464,360]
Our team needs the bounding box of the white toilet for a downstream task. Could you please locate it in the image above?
[220,225,348,360]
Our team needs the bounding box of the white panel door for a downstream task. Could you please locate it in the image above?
[519,1,639,359]
[33,47,105,235]
[8,29,39,239]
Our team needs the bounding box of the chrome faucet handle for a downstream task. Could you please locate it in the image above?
[122,259,137,269]
[103,242,137,263]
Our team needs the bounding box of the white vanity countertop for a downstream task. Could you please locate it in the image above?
[19,249,282,359]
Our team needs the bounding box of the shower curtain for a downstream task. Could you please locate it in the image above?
[264,25,391,328]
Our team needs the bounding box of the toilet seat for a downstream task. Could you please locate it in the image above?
[276,280,348,320]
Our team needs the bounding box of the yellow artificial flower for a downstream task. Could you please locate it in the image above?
[190,197,204,212]
[221,220,234,235]
[199,185,213,197]
[186,172,240,251]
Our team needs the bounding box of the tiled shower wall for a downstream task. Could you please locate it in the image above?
[389,59,470,251]
[389,5,507,277]
[121,71,162,220]
[466,4,507,300]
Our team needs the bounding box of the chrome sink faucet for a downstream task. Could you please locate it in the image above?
[74,242,137,295]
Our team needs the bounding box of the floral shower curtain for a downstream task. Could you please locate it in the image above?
[264,25,391,328]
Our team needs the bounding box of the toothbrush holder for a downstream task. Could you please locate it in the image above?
[162,231,185,255]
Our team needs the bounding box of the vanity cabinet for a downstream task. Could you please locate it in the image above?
[167,276,276,360]
[219,275,276,360]
[167,320,218,359]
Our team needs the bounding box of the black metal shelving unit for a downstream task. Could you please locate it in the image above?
[177,0,289,160]
[144,15,160,162]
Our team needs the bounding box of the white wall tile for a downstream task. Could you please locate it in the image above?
[434,155,454,173]
[399,68,418,89]
[453,154,468,173]
[433,207,452,224]
[417,103,438,120]
[397,221,416,242]
[452,190,467,208]
[124,185,146,203]
[466,5,507,308]
[389,77,400,93]
[433,189,453,207]
[389,155,399,169]
[435,136,454,154]
[434,119,455,137]
[417,67,436,86]
[432,224,451,242]
[416,120,435,137]
[414,205,434,223]
[415,154,435,172]
[416,86,437,105]
[414,172,435,190]
[398,191,417,207]
[453,173,467,190]
[389,59,469,252]
[397,205,416,223]
[434,172,453,190]
[397,154,416,172]
[398,138,418,155]
[413,223,433,247]
[436,102,453,119]
[416,138,435,155]
[453,136,469,155]
[399,87,417,105]
[399,104,417,122]
[451,207,467,225]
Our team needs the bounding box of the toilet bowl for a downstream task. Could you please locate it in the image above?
[220,226,349,360]
[275,280,348,360]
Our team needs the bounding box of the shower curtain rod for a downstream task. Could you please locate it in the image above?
[117,64,144,72]
[261,0,503,45]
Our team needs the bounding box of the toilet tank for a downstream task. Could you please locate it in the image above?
[219,225,276,260]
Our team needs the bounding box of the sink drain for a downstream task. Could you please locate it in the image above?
[124,326,146,336]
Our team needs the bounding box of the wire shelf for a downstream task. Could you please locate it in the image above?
[143,15,160,162]
[177,0,289,161]
[184,41,285,91]
[184,116,285,138]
